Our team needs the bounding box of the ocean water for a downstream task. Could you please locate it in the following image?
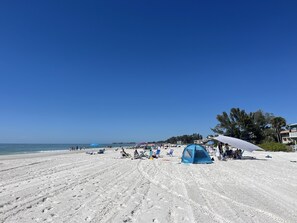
[0,143,135,155]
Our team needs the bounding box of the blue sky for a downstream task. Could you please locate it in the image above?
[0,0,296,143]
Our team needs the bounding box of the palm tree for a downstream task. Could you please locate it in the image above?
[271,117,286,143]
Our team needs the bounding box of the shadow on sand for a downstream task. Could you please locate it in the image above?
[241,156,268,161]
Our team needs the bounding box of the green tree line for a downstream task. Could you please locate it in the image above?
[160,133,203,144]
[212,108,287,144]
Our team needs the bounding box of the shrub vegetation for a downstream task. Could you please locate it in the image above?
[259,142,293,152]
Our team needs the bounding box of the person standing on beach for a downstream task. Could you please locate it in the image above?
[218,143,223,160]
[149,148,153,158]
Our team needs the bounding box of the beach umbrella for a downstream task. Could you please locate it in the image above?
[213,135,263,152]
[90,143,99,147]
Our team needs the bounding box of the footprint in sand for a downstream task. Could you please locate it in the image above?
[42,206,52,213]
[75,205,81,210]
[123,216,132,222]
[52,200,61,204]
[175,205,184,210]
[120,204,127,208]
[181,216,190,221]
[84,216,91,221]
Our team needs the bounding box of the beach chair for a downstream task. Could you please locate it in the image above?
[121,151,131,158]
[133,149,140,159]
[139,151,148,158]
[98,149,105,154]
[167,149,174,156]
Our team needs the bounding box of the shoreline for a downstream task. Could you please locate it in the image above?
[0,146,134,161]
[0,143,136,158]
[0,150,85,161]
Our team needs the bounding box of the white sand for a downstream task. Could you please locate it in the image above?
[0,148,297,223]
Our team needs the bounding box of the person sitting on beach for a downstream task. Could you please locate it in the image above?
[121,148,129,158]
[149,148,153,158]
[167,148,174,156]
[134,149,140,159]
[222,144,230,159]
[233,149,239,159]
[233,149,243,159]
[152,151,158,159]
[238,149,243,159]
[225,146,233,158]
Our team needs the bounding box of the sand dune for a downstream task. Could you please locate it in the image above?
[0,148,297,223]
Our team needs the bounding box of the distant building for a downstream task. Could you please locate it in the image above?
[176,141,182,145]
[280,123,297,149]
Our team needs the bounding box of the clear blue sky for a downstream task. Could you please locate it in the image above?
[0,0,296,143]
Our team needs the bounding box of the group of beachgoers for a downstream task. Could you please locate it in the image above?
[86,144,243,162]
[86,148,105,155]
[120,147,174,160]
[69,146,85,151]
[209,143,243,161]
[119,144,243,161]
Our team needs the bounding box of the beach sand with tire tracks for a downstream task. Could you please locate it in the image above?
[0,148,297,223]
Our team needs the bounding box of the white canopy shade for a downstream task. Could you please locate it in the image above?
[213,135,263,152]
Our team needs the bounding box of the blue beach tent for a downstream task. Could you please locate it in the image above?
[181,144,213,164]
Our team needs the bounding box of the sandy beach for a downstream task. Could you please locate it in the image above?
[0,148,297,223]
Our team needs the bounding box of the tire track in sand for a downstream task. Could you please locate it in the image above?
[0,161,121,223]
[153,160,286,223]
[137,160,230,223]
